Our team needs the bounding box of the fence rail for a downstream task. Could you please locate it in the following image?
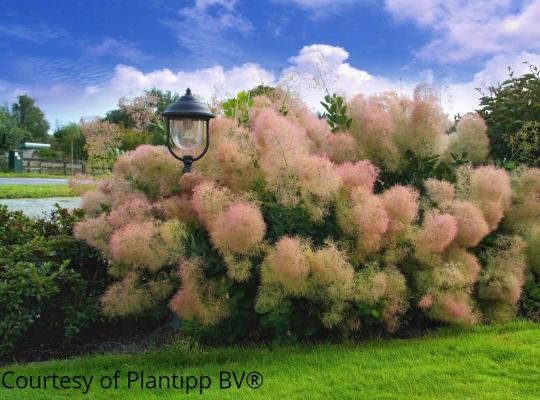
[22,158,86,175]
[1,155,111,175]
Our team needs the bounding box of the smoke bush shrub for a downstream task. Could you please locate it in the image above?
[73,86,540,343]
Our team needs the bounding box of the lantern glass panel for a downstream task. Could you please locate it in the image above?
[170,118,206,152]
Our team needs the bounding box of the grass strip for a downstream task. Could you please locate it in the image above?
[1,321,538,399]
[0,184,76,199]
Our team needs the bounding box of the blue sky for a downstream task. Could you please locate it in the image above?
[1,0,539,128]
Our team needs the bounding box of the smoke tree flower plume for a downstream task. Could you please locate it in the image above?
[70,84,540,342]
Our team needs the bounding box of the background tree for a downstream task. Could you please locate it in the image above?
[145,88,180,114]
[11,95,50,142]
[0,107,30,152]
[53,123,87,160]
[477,63,540,166]
[103,109,134,129]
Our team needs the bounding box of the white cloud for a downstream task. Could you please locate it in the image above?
[2,44,537,128]
[0,44,417,126]
[444,51,540,117]
[385,0,540,63]
[0,63,276,126]
[281,44,415,108]
[384,0,446,26]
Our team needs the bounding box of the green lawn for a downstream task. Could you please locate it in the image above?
[0,184,76,199]
[0,172,73,179]
[1,321,539,399]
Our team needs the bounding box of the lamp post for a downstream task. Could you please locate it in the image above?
[162,88,215,173]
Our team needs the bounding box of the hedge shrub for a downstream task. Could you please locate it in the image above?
[0,206,109,355]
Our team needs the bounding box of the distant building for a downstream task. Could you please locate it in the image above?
[20,142,51,158]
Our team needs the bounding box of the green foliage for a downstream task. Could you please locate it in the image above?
[36,148,62,159]
[321,93,352,133]
[0,260,66,354]
[380,150,469,190]
[494,158,518,172]
[180,226,256,343]
[0,260,102,355]
[256,298,328,344]
[11,95,50,143]
[118,127,151,151]
[522,277,540,321]
[103,88,179,147]
[354,301,386,326]
[503,121,540,166]
[0,205,108,355]
[478,63,540,166]
[145,88,181,114]
[248,85,275,98]
[0,106,30,152]
[0,154,7,172]
[148,119,167,146]
[52,123,87,160]
[222,91,254,127]
[103,108,133,128]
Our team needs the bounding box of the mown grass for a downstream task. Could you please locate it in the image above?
[0,172,72,179]
[0,184,76,199]
[1,321,539,399]
[0,172,106,179]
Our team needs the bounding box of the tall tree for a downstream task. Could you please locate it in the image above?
[103,108,134,129]
[0,107,30,152]
[145,88,180,114]
[11,95,50,142]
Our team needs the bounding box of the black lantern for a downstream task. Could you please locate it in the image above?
[162,88,215,173]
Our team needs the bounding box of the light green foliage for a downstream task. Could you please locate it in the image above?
[504,121,540,166]
[222,91,254,127]
[321,93,352,133]
[117,127,151,151]
[148,119,167,146]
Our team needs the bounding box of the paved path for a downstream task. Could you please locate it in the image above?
[0,177,68,185]
[0,197,81,218]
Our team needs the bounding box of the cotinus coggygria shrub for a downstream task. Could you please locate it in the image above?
[74,86,540,343]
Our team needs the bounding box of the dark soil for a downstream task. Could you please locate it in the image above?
[0,322,179,367]
[0,316,440,367]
